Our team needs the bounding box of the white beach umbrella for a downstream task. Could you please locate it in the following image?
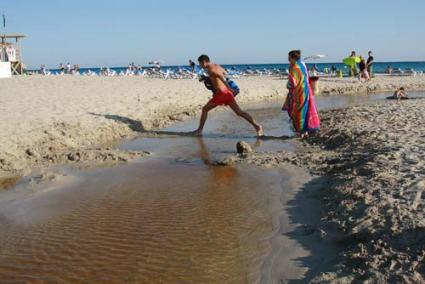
[304,54,327,61]
[148,60,163,65]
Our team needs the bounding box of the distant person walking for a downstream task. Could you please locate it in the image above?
[192,54,263,137]
[66,63,71,74]
[359,56,370,81]
[367,51,374,78]
[349,51,358,77]
[189,60,196,73]
[283,50,320,138]
[331,65,337,76]
[59,63,65,73]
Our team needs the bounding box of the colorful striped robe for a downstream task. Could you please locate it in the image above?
[283,60,320,134]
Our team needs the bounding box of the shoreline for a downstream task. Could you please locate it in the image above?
[235,99,425,282]
[2,75,425,179]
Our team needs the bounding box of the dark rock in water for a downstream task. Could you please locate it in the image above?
[236,141,253,154]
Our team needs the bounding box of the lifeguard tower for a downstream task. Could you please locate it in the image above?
[0,34,25,75]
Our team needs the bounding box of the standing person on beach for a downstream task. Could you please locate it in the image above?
[349,51,358,77]
[189,60,196,73]
[192,54,263,137]
[66,63,71,74]
[283,50,320,138]
[359,57,370,81]
[367,51,374,78]
[59,63,65,73]
[331,65,337,77]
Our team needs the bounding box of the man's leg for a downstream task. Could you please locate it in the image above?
[228,101,263,136]
[193,100,217,136]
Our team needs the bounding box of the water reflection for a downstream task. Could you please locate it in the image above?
[0,137,280,283]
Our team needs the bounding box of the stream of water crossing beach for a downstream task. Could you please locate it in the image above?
[0,103,298,283]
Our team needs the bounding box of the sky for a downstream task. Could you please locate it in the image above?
[1,0,425,68]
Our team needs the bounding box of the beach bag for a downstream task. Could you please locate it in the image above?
[226,78,240,96]
[200,75,214,92]
[200,75,240,96]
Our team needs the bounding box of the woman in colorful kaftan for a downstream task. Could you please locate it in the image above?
[283,50,321,138]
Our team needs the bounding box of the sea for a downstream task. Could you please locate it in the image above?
[43,61,425,75]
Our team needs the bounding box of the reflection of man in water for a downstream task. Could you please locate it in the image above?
[196,138,239,186]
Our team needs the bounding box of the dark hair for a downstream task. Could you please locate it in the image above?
[198,54,210,62]
[288,50,301,61]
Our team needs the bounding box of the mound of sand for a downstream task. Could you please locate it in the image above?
[239,99,425,282]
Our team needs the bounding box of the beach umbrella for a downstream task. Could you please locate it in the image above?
[304,54,327,61]
[343,57,361,67]
[148,60,163,65]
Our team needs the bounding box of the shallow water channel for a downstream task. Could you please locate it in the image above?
[0,92,418,283]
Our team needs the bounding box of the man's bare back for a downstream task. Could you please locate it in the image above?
[206,64,232,94]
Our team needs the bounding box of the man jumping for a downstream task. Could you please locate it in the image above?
[192,54,263,136]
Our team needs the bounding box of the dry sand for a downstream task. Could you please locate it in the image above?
[235,99,425,283]
[1,75,425,179]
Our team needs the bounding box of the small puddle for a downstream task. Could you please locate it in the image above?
[0,92,421,283]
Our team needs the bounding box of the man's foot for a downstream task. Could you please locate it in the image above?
[191,129,203,137]
[256,125,264,137]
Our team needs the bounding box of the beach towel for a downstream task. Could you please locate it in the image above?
[283,60,320,134]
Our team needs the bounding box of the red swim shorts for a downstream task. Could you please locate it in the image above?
[210,89,236,106]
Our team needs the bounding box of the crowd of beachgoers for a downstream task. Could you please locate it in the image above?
[38,61,291,79]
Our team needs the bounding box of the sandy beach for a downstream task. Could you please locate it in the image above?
[1,74,425,282]
[236,98,425,283]
[3,0,425,282]
[1,75,425,179]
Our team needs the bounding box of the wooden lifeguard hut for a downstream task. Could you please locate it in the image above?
[0,34,25,75]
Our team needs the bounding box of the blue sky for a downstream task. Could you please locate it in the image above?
[2,0,425,68]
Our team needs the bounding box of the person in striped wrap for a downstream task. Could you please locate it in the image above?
[282,50,321,138]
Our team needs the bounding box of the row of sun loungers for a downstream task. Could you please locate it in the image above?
[39,67,423,79]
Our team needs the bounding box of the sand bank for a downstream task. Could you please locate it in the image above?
[236,99,425,282]
[1,75,425,178]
